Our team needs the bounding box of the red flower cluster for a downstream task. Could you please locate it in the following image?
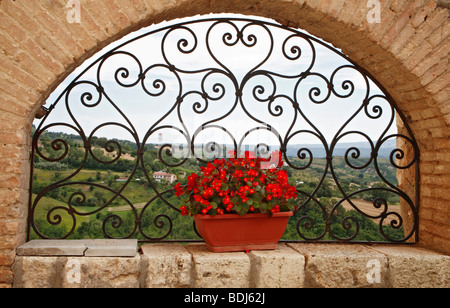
[174,151,297,216]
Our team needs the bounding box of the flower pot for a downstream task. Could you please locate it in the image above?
[194,211,293,253]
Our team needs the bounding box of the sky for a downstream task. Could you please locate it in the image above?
[37,13,397,153]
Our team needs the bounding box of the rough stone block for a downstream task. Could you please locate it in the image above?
[186,244,251,288]
[13,256,61,288]
[370,245,450,288]
[13,255,141,288]
[288,243,389,288]
[248,244,305,288]
[141,244,193,288]
[61,255,141,288]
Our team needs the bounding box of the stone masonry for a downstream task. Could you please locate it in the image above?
[12,242,450,288]
[0,0,448,287]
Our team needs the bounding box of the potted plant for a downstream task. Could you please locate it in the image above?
[174,150,297,252]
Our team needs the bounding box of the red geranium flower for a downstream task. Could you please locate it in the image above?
[175,150,297,216]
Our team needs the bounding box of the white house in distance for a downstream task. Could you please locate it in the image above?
[153,171,177,184]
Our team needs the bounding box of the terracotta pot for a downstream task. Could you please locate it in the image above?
[194,211,293,253]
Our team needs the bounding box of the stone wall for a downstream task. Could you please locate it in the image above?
[13,241,450,288]
[0,0,449,288]
[436,0,450,9]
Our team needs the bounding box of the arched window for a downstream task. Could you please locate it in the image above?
[29,15,419,244]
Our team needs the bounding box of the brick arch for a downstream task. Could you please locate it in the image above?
[0,0,448,286]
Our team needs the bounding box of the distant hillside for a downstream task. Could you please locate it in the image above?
[285,139,397,159]
[33,127,398,159]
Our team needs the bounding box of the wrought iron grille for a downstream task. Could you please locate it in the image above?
[29,16,419,243]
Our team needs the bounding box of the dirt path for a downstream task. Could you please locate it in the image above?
[107,202,147,212]
[341,199,401,225]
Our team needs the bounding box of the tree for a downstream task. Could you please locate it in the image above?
[67,148,84,167]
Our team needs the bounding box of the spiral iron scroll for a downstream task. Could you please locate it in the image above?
[29,17,419,243]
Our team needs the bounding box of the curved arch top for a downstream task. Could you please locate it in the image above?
[29,16,420,244]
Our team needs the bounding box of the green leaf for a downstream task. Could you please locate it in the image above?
[241,203,250,215]
[259,202,268,214]
[210,201,218,209]
[234,203,242,213]
[259,188,266,196]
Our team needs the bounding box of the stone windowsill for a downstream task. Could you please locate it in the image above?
[13,240,450,288]
[16,239,138,257]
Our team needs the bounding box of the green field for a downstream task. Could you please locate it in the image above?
[29,129,406,242]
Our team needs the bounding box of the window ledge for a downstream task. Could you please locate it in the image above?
[16,239,138,257]
[13,242,450,288]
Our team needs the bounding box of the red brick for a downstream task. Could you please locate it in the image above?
[419,62,448,86]
[103,0,131,30]
[389,0,411,13]
[0,268,13,285]
[79,1,113,41]
[0,251,15,267]
[0,11,28,42]
[349,0,370,27]
[128,0,152,20]
[388,23,416,55]
[21,38,65,76]
[317,0,333,14]
[0,75,40,108]
[425,70,450,94]
[422,222,450,240]
[0,92,31,117]
[12,49,57,85]
[0,1,448,283]
[410,8,449,49]
[404,40,434,71]
[327,0,346,19]
[2,0,43,35]
[19,1,83,53]
[0,32,20,57]
[380,0,426,47]
[430,237,450,255]
[35,33,72,67]
[410,0,437,28]
[337,0,362,24]
[33,0,96,55]
[113,0,140,25]
[434,88,450,106]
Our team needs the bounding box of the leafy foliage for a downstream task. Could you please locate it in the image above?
[30,129,405,242]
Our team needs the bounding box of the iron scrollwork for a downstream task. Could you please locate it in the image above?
[29,16,419,243]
